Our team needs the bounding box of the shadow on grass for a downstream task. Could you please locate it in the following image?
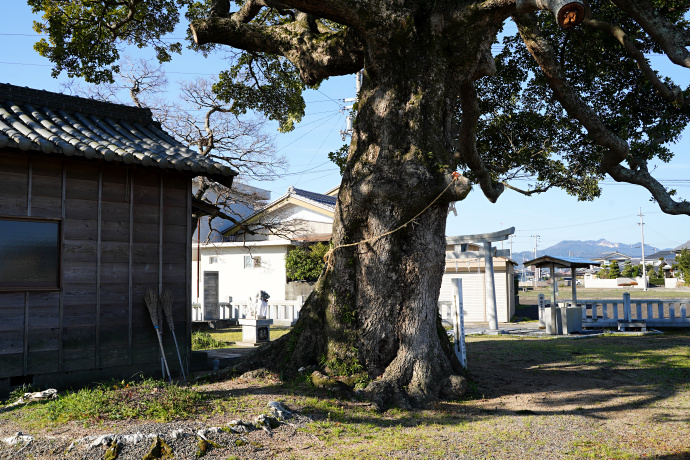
[461,332,690,421]
[190,332,690,433]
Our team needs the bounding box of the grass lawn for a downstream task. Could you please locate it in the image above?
[193,326,293,350]
[519,286,690,304]
[2,331,690,459]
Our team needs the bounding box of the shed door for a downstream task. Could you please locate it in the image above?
[203,271,219,320]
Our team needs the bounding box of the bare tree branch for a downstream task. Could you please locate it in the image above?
[501,181,554,196]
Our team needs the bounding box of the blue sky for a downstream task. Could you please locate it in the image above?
[2,3,689,255]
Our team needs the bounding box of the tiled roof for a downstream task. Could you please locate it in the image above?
[0,83,236,186]
[290,187,337,208]
[222,186,337,236]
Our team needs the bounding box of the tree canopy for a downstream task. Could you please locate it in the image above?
[28,0,690,210]
[26,0,690,410]
[676,247,690,281]
[285,242,329,282]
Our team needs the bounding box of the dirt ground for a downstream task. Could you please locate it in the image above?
[1,332,689,459]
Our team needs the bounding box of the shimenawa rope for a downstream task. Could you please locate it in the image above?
[323,173,460,271]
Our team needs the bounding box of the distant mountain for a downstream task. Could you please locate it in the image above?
[512,239,661,267]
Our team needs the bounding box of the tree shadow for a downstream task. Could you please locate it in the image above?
[193,332,690,432]
[460,333,690,420]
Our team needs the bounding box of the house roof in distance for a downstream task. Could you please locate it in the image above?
[593,251,632,261]
[223,186,336,236]
[673,241,690,252]
[288,187,337,208]
[0,83,236,187]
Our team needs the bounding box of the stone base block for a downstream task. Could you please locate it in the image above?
[238,318,274,344]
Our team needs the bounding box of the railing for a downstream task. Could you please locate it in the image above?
[192,303,202,321]
[198,299,457,325]
[544,293,690,328]
[438,301,454,324]
[193,297,305,325]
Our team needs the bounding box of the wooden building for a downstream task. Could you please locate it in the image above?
[0,83,235,396]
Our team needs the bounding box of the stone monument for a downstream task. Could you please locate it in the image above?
[238,290,273,345]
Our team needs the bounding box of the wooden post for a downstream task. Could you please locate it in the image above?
[128,168,134,366]
[96,167,102,369]
[452,279,466,369]
[550,262,557,307]
[59,164,66,372]
[483,242,498,330]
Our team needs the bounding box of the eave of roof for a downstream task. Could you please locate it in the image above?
[223,186,336,236]
[0,83,237,187]
[524,255,600,269]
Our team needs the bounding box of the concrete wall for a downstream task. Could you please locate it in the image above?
[285,281,316,300]
[583,276,647,289]
[193,241,290,310]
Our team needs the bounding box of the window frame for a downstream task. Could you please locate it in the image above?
[244,255,261,269]
[0,215,62,292]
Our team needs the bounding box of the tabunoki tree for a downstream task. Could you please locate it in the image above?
[29,0,690,409]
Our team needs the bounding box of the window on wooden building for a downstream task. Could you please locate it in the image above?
[0,218,60,290]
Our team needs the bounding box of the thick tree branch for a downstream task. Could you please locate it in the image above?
[515,13,629,171]
[191,16,364,86]
[104,0,144,32]
[610,0,690,69]
[583,17,685,105]
[607,162,690,215]
[456,82,504,203]
[516,13,690,215]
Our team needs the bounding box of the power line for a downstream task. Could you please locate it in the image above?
[274,112,342,154]
[294,112,345,186]
[519,213,635,231]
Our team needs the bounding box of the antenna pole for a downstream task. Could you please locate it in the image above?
[638,208,647,291]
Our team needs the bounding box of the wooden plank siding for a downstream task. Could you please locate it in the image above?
[0,152,192,391]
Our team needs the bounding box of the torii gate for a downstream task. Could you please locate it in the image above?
[446,227,515,331]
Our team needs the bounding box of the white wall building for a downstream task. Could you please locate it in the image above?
[194,186,517,324]
[192,187,335,318]
[438,242,517,323]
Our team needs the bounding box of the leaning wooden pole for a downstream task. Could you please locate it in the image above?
[145,289,172,383]
[160,290,186,381]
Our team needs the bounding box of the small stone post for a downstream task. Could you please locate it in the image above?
[623,292,631,321]
[538,293,545,328]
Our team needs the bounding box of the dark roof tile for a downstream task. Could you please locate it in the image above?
[0,83,236,186]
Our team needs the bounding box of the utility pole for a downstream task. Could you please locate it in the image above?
[638,207,648,291]
[509,234,513,259]
[340,70,362,140]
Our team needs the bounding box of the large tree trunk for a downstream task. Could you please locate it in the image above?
[235,11,504,410]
